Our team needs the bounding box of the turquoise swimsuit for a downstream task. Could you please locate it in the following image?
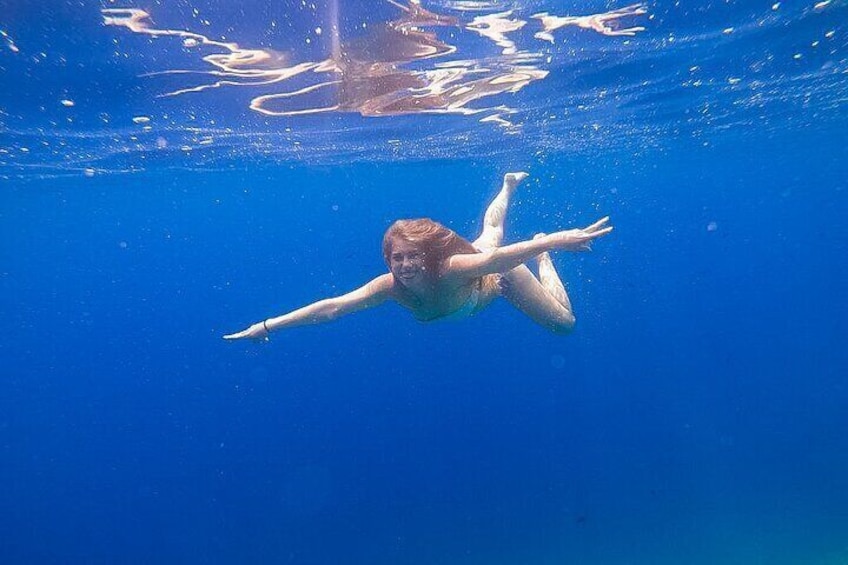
[426,282,481,322]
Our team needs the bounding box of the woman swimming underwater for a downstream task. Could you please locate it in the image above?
[224,172,612,341]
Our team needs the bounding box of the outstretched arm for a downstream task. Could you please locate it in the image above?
[223,274,394,341]
[446,217,612,280]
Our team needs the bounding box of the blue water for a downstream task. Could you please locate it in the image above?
[2,1,848,564]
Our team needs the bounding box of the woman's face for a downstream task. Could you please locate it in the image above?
[389,239,426,287]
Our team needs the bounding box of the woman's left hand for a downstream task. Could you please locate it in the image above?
[552,216,613,251]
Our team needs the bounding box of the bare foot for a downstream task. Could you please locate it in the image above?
[533,232,552,264]
[533,234,572,311]
[504,171,529,191]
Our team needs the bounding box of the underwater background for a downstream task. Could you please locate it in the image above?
[1,0,847,563]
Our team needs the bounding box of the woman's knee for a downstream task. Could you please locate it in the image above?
[547,310,575,334]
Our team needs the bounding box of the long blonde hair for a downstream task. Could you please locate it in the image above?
[382,218,478,278]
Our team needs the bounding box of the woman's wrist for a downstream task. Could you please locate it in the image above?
[550,230,573,249]
[262,319,271,335]
[539,232,560,251]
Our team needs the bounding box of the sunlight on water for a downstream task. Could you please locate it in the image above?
[0,0,845,178]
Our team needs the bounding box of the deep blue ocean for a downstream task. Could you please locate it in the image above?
[1,1,847,564]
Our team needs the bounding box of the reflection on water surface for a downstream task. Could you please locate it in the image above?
[103,2,648,127]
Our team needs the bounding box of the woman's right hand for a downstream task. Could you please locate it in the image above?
[552,217,613,251]
[223,321,269,341]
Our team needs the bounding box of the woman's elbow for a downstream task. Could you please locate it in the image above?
[313,300,342,322]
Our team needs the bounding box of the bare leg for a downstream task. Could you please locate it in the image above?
[474,172,575,333]
[533,232,573,313]
[472,171,529,250]
[501,264,575,333]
